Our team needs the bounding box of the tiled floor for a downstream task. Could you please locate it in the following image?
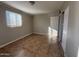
[0,34,64,57]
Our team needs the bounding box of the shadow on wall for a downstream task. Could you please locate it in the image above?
[48,26,58,44]
[77,47,79,57]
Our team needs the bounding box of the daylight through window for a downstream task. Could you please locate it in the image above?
[6,10,22,27]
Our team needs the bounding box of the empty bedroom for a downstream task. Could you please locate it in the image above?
[0,1,79,57]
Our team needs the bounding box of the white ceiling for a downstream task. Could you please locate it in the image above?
[3,1,64,15]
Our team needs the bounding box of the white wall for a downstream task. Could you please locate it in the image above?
[33,14,50,35]
[62,1,79,57]
[49,16,58,43]
[50,16,58,31]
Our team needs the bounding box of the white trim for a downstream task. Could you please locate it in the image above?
[33,32,48,36]
[61,43,67,57]
[0,33,32,48]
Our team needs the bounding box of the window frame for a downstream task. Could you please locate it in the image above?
[5,10,22,28]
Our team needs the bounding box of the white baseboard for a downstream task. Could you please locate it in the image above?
[61,44,67,57]
[33,32,48,36]
[0,33,32,48]
[64,52,67,57]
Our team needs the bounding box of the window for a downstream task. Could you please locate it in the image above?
[6,10,22,27]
